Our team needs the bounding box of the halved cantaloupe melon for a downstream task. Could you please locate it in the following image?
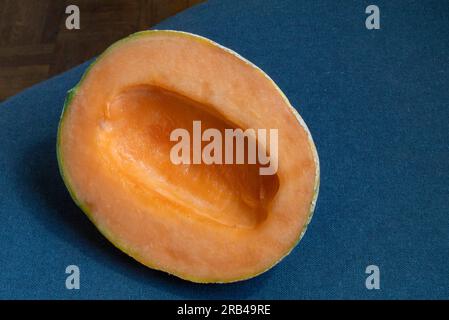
[57,30,319,283]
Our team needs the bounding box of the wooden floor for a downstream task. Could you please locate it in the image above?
[0,0,204,101]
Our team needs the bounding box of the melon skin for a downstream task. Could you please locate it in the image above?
[57,30,320,283]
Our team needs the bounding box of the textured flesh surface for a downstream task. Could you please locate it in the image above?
[58,31,318,282]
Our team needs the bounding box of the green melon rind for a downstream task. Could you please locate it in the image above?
[56,30,320,284]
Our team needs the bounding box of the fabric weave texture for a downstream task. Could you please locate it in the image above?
[0,0,448,299]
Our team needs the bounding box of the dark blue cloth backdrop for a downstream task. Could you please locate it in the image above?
[0,0,448,299]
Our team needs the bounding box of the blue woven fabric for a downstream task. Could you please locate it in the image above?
[0,0,448,299]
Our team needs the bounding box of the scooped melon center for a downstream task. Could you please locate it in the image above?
[95,85,279,228]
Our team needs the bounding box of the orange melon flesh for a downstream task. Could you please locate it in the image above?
[58,30,319,283]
